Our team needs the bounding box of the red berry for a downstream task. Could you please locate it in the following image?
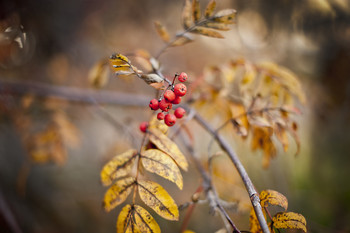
[139,122,148,133]
[174,107,186,118]
[172,95,182,104]
[149,99,159,110]
[164,90,176,102]
[159,98,172,112]
[164,114,176,127]
[178,72,188,82]
[174,83,187,97]
[157,112,165,120]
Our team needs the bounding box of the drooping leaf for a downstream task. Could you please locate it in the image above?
[212,9,237,24]
[190,26,224,38]
[170,35,194,47]
[133,205,161,233]
[138,180,179,221]
[154,21,170,43]
[251,127,276,168]
[274,123,289,152]
[148,128,188,171]
[149,115,168,135]
[141,149,183,189]
[259,190,288,211]
[88,59,110,89]
[101,149,137,186]
[204,0,216,18]
[248,115,272,128]
[182,0,193,29]
[272,212,307,232]
[103,177,135,212]
[192,0,201,22]
[203,22,231,31]
[231,119,248,137]
[289,121,301,156]
[116,204,137,233]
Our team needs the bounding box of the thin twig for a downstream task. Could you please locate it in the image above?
[191,110,270,233]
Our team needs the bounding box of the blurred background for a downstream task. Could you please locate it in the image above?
[0,0,350,232]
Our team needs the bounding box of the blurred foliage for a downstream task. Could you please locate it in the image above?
[0,0,350,232]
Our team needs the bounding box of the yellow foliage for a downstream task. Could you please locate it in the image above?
[272,212,307,232]
[100,149,137,186]
[138,180,179,221]
[103,177,135,212]
[141,149,183,190]
[154,21,170,43]
[148,128,188,171]
[259,189,288,211]
[133,205,161,233]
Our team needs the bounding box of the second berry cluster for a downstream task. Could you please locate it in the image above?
[149,72,188,127]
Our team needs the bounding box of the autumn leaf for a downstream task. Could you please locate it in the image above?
[274,123,289,152]
[116,204,136,233]
[154,21,170,43]
[141,149,183,189]
[192,0,201,22]
[182,0,193,29]
[101,149,137,186]
[148,128,188,171]
[133,205,161,233]
[103,177,135,212]
[191,26,224,38]
[272,212,307,232]
[259,189,288,211]
[110,53,137,76]
[204,0,216,18]
[170,35,194,47]
[148,115,169,135]
[138,180,179,221]
[88,59,110,89]
[249,207,266,233]
[212,9,237,24]
[203,22,231,31]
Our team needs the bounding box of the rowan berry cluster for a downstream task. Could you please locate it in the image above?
[139,72,188,132]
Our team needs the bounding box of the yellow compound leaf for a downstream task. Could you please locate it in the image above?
[138,180,179,221]
[103,177,135,212]
[182,0,193,29]
[133,205,161,233]
[204,0,216,18]
[116,204,138,233]
[259,190,288,211]
[88,59,109,89]
[212,9,237,24]
[148,128,188,171]
[170,35,194,47]
[141,149,183,190]
[154,21,170,43]
[272,212,307,232]
[191,26,224,38]
[192,0,201,22]
[101,149,137,186]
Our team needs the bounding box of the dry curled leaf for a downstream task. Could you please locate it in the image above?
[272,212,307,232]
[141,149,183,189]
[110,53,136,76]
[138,180,179,221]
[203,22,231,31]
[259,189,288,211]
[154,21,170,43]
[103,177,135,212]
[148,128,188,171]
[100,149,137,186]
[212,9,237,24]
